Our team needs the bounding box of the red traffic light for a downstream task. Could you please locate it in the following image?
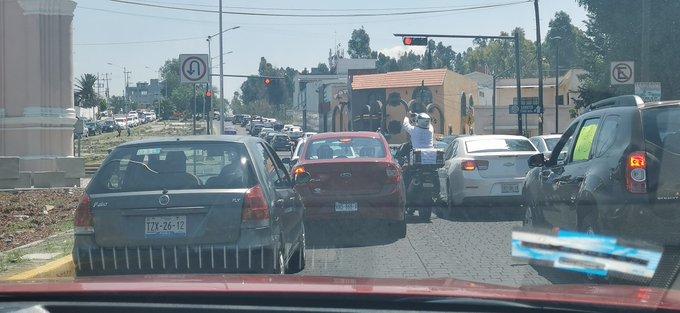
[402,36,428,46]
[205,90,212,97]
[263,78,272,87]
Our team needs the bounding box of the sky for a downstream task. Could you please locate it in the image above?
[72,0,588,100]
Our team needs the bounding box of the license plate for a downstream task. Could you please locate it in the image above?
[335,202,358,212]
[145,216,186,237]
[501,183,519,194]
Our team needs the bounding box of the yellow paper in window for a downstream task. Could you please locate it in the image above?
[573,124,598,161]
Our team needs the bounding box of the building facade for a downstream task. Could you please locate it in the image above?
[349,69,479,144]
[466,69,585,136]
[126,79,164,107]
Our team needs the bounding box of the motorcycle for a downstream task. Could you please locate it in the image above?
[397,144,444,221]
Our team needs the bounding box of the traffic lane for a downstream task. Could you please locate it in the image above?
[300,207,590,287]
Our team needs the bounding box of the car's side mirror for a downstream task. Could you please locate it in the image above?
[294,172,311,185]
[528,153,546,168]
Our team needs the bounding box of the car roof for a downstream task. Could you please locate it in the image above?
[460,134,529,141]
[116,135,257,148]
[308,131,382,140]
[531,134,562,140]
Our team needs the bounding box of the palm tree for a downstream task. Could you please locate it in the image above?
[75,74,100,117]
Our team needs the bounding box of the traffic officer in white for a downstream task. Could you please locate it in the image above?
[402,113,434,149]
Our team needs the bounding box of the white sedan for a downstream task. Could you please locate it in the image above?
[438,135,538,216]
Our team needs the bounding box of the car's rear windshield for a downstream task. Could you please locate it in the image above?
[88,142,257,194]
[545,138,560,151]
[644,106,680,153]
[466,139,536,153]
[305,137,386,160]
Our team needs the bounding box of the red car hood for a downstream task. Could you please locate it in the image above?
[1,275,679,310]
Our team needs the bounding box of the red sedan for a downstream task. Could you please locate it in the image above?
[292,132,406,238]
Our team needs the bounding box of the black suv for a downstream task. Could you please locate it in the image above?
[523,95,680,246]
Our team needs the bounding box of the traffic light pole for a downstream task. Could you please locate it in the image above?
[218,0,225,135]
[395,32,522,135]
[193,83,197,135]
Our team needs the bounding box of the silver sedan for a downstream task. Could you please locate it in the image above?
[438,135,538,216]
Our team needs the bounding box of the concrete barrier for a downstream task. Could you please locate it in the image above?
[31,171,66,188]
[7,255,74,281]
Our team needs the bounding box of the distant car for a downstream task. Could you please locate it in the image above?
[114,116,127,129]
[250,123,264,136]
[258,127,275,139]
[439,135,538,216]
[74,136,307,276]
[290,138,306,168]
[282,124,294,132]
[265,131,282,144]
[288,130,303,141]
[101,120,117,133]
[302,132,317,140]
[291,132,406,238]
[529,134,562,159]
[523,95,680,246]
[85,121,102,136]
[224,125,237,135]
[271,134,292,151]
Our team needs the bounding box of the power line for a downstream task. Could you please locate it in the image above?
[109,0,531,17]
[75,36,205,46]
[127,0,516,12]
[78,6,211,23]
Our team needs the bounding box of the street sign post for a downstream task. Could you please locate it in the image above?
[179,54,210,84]
[610,61,634,85]
[635,82,661,102]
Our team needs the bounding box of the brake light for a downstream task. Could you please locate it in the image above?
[242,185,270,228]
[462,160,476,171]
[385,164,401,183]
[626,151,647,194]
[74,194,94,234]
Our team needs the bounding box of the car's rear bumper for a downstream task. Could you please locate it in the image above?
[460,195,524,206]
[301,187,405,222]
[453,175,525,206]
[73,227,279,276]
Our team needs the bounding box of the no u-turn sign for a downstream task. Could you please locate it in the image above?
[179,54,209,84]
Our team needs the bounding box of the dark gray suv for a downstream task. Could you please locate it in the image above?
[74,136,307,276]
[523,95,680,247]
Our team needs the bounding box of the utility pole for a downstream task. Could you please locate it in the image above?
[101,73,111,100]
[193,84,197,135]
[218,0,225,135]
[553,37,561,133]
[534,0,544,135]
[514,32,523,135]
[207,35,213,134]
[640,0,650,82]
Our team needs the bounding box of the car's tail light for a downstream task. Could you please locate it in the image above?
[242,185,270,228]
[74,193,94,234]
[385,163,401,183]
[626,151,647,194]
[462,160,488,171]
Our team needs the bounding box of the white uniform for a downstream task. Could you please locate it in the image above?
[402,116,434,149]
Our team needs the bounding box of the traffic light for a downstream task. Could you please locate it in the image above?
[263,78,272,87]
[205,90,213,98]
[402,36,428,46]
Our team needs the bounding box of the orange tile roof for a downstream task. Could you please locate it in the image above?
[351,69,448,90]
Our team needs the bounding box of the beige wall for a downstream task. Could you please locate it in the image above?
[0,0,77,162]
[474,78,578,136]
[443,72,479,136]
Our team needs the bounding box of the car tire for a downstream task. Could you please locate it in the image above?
[388,220,407,239]
[419,207,432,221]
[287,226,306,273]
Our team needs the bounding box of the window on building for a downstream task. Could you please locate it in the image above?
[141,90,148,96]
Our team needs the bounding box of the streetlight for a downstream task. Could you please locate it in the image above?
[108,62,131,112]
[208,24,239,135]
[551,36,562,134]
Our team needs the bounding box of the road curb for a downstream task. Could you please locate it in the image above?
[7,255,74,281]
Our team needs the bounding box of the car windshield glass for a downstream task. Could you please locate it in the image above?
[465,139,536,153]
[89,143,256,193]
[545,138,560,151]
[305,138,386,159]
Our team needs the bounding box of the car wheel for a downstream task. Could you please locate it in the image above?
[287,226,306,273]
[388,220,406,239]
[419,207,432,221]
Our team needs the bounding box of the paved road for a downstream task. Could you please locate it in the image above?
[224,122,577,287]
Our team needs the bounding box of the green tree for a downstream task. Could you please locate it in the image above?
[159,58,195,115]
[75,74,100,108]
[108,96,132,114]
[348,27,372,59]
[576,0,680,106]
[543,11,587,73]
[315,63,330,74]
